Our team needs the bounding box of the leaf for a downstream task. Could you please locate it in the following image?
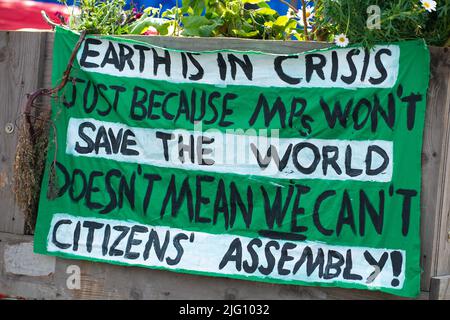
[182,0,205,16]
[182,16,218,37]
[286,19,298,30]
[242,0,268,4]
[186,17,223,37]
[129,17,169,35]
[184,6,194,15]
[256,1,271,9]
[232,29,260,38]
[255,7,277,16]
[198,24,217,37]
[143,7,160,17]
[155,21,176,36]
[162,7,182,19]
[274,16,289,27]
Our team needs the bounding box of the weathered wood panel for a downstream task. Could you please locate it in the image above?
[430,275,450,300]
[432,48,450,279]
[420,47,450,290]
[121,34,331,53]
[1,31,449,299]
[0,31,48,235]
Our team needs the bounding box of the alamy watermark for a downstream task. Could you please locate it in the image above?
[367,5,381,30]
[66,264,81,290]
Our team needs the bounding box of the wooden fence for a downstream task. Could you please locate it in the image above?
[0,31,449,300]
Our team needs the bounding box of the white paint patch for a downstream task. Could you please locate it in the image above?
[47,214,405,290]
[76,38,400,89]
[66,117,393,182]
[4,242,55,276]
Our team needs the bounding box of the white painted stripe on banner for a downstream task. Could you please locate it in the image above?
[66,117,393,182]
[47,213,405,289]
[77,38,400,89]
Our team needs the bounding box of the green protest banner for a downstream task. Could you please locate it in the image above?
[34,27,430,297]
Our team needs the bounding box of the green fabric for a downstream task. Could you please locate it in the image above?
[34,27,430,298]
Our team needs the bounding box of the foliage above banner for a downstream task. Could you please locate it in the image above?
[34,27,430,298]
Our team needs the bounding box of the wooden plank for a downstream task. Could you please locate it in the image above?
[0,232,57,299]
[41,31,54,107]
[433,47,450,279]
[0,31,48,235]
[430,275,450,300]
[55,258,430,300]
[120,35,331,53]
[420,47,450,290]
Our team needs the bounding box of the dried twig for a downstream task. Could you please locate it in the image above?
[41,10,69,30]
[300,0,309,40]
[24,30,87,122]
[14,30,88,233]
[23,30,86,168]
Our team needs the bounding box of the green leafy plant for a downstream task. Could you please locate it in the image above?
[178,0,298,39]
[53,0,449,47]
[127,6,173,35]
[58,0,133,35]
[313,0,450,47]
[56,0,301,39]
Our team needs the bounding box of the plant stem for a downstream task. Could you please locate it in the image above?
[278,0,298,13]
[175,0,180,36]
[41,11,60,29]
